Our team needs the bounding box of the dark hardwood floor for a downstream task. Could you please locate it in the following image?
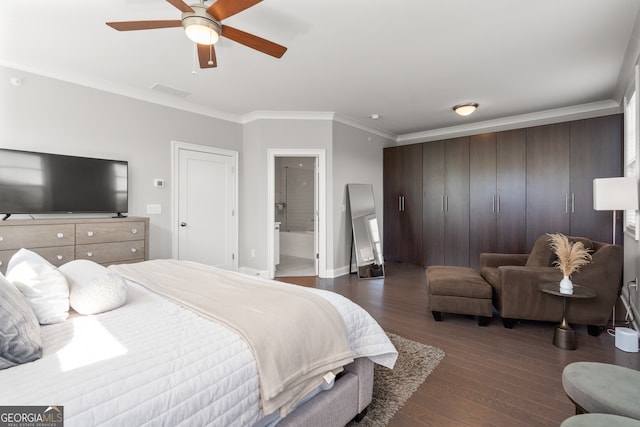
[278,262,640,427]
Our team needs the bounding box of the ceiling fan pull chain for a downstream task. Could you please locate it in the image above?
[192,44,197,75]
[208,43,214,66]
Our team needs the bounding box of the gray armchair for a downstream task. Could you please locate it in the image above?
[480,234,623,335]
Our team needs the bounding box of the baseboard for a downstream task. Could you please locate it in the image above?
[327,265,352,278]
[238,266,269,278]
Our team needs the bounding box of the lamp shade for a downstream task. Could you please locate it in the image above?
[593,177,639,211]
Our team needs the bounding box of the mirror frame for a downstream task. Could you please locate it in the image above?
[347,184,384,279]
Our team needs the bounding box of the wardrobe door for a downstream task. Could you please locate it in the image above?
[383,144,423,264]
[570,115,623,243]
[496,129,527,254]
[444,137,470,267]
[526,123,571,249]
[383,147,403,262]
[401,144,424,264]
[469,133,497,269]
[423,141,445,266]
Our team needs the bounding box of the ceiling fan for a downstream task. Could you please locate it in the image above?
[106,0,287,68]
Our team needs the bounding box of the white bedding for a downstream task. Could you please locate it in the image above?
[0,272,397,426]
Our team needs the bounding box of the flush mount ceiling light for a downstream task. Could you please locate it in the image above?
[453,102,479,116]
[182,4,221,45]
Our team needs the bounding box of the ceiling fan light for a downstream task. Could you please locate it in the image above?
[183,16,220,45]
[453,102,479,116]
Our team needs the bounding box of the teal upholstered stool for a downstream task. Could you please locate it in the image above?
[562,362,640,419]
[561,414,640,427]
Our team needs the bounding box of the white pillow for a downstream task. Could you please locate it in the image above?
[59,260,127,315]
[6,249,69,325]
[0,272,43,369]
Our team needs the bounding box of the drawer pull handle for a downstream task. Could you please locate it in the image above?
[0,261,3,266]
[87,231,94,237]
[87,252,93,257]
[131,228,138,234]
[56,255,63,260]
[131,248,137,253]
[0,236,3,241]
[57,233,64,239]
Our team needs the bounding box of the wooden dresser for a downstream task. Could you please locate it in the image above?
[0,217,149,274]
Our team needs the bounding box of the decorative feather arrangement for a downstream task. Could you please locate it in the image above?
[547,233,592,277]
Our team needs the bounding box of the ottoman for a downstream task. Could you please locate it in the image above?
[426,266,493,326]
[562,362,640,419]
[561,414,640,427]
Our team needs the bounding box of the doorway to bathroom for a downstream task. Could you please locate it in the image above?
[273,156,317,277]
[267,148,326,279]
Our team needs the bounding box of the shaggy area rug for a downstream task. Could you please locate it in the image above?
[347,333,446,427]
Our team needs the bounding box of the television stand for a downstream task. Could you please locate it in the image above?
[2,214,10,221]
[113,212,128,219]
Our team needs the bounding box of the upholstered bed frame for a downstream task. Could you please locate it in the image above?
[280,357,374,426]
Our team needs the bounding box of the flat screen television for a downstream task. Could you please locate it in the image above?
[0,148,128,217]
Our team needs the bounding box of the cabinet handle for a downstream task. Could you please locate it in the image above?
[445,195,449,212]
[131,248,137,253]
[57,233,64,239]
[87,252,93,257]
[0,261,3,266]
[565,194,569,213]
[571,193,575,213]
[497,195,501,213]
[401,196,405,212]
[0,235,3,241]
[56,255,63,260]
[492,194,496,213]
[398,196,402,212]
[131,228,138,234]
[87,231,94,237]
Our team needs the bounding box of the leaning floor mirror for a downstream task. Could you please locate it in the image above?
[347,184,384,279]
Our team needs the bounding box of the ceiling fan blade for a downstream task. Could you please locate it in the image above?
[198,43,218,68]
[221,25,287,58]
[207,0,262,21]
[106,20,182,31]
[167,0,194,13]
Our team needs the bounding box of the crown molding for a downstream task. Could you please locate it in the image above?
[396,100,622,145]
[242,111,397,140]
[1,61,242,124]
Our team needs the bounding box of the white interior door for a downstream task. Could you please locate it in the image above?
[175,143,237,270]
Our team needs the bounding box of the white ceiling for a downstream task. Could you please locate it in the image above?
[2,0,640,138]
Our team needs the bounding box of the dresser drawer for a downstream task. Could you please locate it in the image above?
[0,246,75,274]
[76,241,145,264]
[76,221,145,244]
[0,224,75,250]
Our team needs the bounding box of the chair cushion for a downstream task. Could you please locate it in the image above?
[562,362,640,420]
[480,267,501,289]
[526,235,556,267]
[526,235,594,267]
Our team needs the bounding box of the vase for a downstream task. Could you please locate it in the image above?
[560,275,573,294]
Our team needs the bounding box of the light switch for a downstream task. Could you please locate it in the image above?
[146,204,162,214]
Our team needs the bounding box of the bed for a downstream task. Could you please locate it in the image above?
[0,250,397,427]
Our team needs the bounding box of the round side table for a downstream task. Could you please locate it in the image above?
[538,282,597,350]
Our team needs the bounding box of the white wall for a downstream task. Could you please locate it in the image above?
[332,121,392,275]
[0,65,242,259]
[240,118,333,273]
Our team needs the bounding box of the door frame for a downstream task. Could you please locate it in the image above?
[171,141,238,269]
[267,149,326,279]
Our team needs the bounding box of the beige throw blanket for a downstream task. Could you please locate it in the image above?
[109,260,353,416]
